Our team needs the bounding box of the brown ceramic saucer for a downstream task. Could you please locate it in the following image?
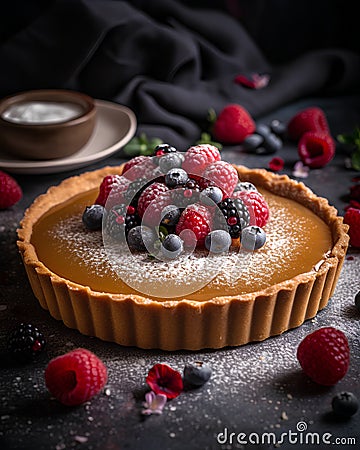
[17,165,349,350]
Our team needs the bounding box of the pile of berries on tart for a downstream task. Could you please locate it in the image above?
[82,144,270,259]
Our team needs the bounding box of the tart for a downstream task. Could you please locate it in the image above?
[17,148,349,350]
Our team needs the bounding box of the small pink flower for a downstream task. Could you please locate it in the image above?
[292,161,309,178]
[268,157,284,172]
[146,363,183,399]
[234,73,270,89]
[141,391,167,415]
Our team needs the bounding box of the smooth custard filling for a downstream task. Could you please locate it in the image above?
[31,186,333,302]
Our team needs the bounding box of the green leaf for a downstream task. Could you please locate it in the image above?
[123,134,163,156]
[351,150,360,171]
[195,132,223,150]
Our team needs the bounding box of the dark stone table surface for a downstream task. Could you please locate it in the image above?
[0,95,359,450]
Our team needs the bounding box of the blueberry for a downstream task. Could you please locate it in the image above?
[161,234,184,259]
[241,226,266,250]
[161,204,181,227]
[165,168,189,187]
[270,119,286,137]
[262,133,283,154]
[158,153,184,173]
[332,392,359,417]
[199,186,223,206]
[183,361,212,387]
[242,133,263,152]
[205,229,232,253]
[82,204,105,230]
[355,291,360,313]
[127,225,156,252]
[233,182,257,193]
[256,123,271,137]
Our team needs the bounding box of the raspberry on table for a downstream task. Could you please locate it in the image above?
[297,327,350,386]
[287,107,330,141]
[298,132,335,169]
[0,170,22,209]
[212,104,256,144]
[233,190,269,228]
[45,348,107,406]
[182,144,221,176]
[202,161,239,199]
[344,207,360,248]
[176,203,212,248]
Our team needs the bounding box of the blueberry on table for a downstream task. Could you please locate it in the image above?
[270,119,287,137]
[332,392,359,418]
[354,291,360,312]
[183,361,212,387]
[242,133,263,152]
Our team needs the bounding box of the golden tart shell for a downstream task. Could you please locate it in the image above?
[17,165,349,350]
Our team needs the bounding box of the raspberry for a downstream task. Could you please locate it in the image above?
[298,132,335,168]
[212,104,256,144]
[287,107,330,140]
[297,327,350,386]
[202,161,238,199]
[122,155,156,181]
[175,203,212,248]
[146,363,183,400]
[45,348,107,406]
[95,175,130,207]
[233,190,269,228]
[0,170,22,209]
[182,144,221,176]
[137,182,170,227]
[344,207,360,248]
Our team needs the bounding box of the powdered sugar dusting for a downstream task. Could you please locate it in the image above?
[47,192,332,300]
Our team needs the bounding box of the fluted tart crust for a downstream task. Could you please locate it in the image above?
[17,165,349,350]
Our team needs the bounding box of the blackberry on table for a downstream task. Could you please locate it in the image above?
[8,323,46,361]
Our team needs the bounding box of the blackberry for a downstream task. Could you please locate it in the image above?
[105,204,140,240]
[152,144,177,165]
[124,177,151,205]
[171,178,201,208]
[232,197,250,230]
[8,323,46,361]
[216,198,245,238]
